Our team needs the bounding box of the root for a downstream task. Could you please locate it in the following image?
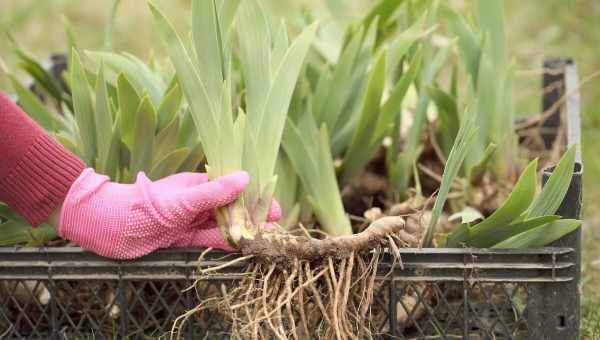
[170,216,419,340]
[238,216,408,261]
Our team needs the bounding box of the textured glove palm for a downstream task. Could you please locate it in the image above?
[59,169,280,259]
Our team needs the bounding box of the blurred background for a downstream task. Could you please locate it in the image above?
[0,0,599,336]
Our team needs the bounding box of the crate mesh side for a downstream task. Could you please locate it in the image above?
[1,278,530,339]
[390,281,528,339]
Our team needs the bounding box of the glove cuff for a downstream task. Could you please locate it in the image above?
[58,168,110,239]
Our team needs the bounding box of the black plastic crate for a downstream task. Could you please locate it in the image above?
[0,59,583,339]
[0,246,578,339]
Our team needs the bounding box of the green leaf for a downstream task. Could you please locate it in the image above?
[271,22,290,75]
[340,49,387,185]
[0,203,28,224]
[402,5,448,192]
[469,143,498,183]
[156,84,182,131]
[149,147,190,180]
[493,219,581,249]
[218,85,243,177]
[528,145,577,218]
[274,152,299,228]
[375,48,423,144]
[316,26,364,130]
[387,13,428,73]
[389,152,411,194]
[312,65,332,124]
[218,0,241,36]
[116,73,141,149]
[178,142,205,173]
[439,4,481,84]
[282,121,319,192]
[150,1,220,167]
[477,0,507,70]
[470,39,496,165]
[362,0,405,42]
[10,76,68,132]
[103,118,121,179]
[94,63,114,175]
[468,215,561,248]
[240,110,262,203]
[28,224,59,245]
[492,62,517,178]
[254,177,278,225]
[0,220,57,246]
[130,95,156,176]
[467,159,538,239]
[237,0,272,125]
[237,0,318,188]
[422,110,478,247]
[427,85,459,155]
[329,67,370,153]
[282,116,351,236]
[70,48,97,165]
[249,22,319,189]
[63,16,78,53]
[15,47,68,107]
[177,108,199,148]
[316,126,352,235]
[154,115,181,167]
[88,51,165,105]
[55,131,80,156]
[103,0,121,50]
[280,203,301,230]
[444,223,469,248]
[192,0,225,103]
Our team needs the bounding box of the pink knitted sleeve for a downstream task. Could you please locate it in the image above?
[0,91,85,226]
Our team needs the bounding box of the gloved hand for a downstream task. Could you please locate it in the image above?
[59,169,281,259]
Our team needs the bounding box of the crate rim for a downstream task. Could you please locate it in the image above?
[0,245,577,282]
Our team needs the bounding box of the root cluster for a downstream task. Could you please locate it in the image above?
[171,216,419,340]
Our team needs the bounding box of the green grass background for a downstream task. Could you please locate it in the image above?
[0,0,598,338]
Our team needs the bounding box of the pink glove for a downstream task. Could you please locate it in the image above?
[59,169,281,259]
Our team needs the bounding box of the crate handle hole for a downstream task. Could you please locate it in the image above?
[557,315,566,329]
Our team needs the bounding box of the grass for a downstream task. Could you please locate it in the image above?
[583,298,600,339]
[0,0,599,337]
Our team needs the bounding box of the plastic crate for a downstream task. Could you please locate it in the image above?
[0,59,583,339]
